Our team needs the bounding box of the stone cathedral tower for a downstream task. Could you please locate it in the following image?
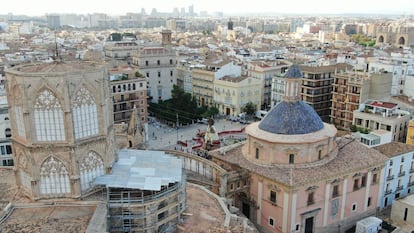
[5,61,116,200]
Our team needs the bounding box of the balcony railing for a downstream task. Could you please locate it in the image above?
[385,189,393,195]
[398,171,406,177]
[396,185,404,191]
[410,168,414,174]
[386,175,394,181]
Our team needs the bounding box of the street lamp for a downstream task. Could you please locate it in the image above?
[176,113,179,144]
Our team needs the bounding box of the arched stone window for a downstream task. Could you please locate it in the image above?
[79,151,104,192]
[34,90,65,141]
[39,157,70,195]
[72,87,99,139]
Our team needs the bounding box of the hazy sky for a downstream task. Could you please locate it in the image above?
[2,0,414,16]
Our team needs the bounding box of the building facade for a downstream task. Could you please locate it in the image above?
[330,71,392,130]
[408,119,414,145]
[0,95,13,166]
[211,65,387,233]
[132,47,177,103]
[5,61,116,200]
[374,142,414,209]
[192,60,241,108]
[213,75,262,116]
[353,100,410,143]
[248,60,290,110]
[109,65,148,125]
[300,63,350,122]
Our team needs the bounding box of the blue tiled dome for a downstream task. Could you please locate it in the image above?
[258,101,324,135]
[284,64,303,79]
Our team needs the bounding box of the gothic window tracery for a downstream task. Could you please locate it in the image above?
[39,156,70,195]
[72,87,99,139]
[34,89,65,141]
[79,151,104,192]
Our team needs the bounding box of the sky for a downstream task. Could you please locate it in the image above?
[2,0,414,16]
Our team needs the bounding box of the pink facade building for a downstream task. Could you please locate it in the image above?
[211,65,388,233]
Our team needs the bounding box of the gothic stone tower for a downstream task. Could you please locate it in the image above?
[5,61,116,200]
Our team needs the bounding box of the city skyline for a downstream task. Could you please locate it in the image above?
[2,0,414,16]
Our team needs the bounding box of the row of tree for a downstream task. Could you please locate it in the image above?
[149,85,258,125]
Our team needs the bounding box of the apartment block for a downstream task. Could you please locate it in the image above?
[301,63,350,122]
[374,142,414,209]
[353,100,410,142]
[104,41,141,60]
[330,71,392,130]
[192,59,241,107]
[109,66,148,125]
[132,47,177,103]
[213,75,262,116]
[247,60,290,110]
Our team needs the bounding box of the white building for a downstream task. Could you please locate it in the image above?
[353,100,411,143]
[374,142,414,209]
[132,47,177,103]
[0,94,12,166]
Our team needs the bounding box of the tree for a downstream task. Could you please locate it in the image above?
[108,33,122,41]
[242,102,257,117]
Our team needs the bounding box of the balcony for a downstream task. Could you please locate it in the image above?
[409,181,414,187]
[385,189,393,195]
[386,175,394,181]
[398,171,406,177]
[410,168,414,174]
[396,185,404,191]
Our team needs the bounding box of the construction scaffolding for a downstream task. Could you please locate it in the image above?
[95,150,186,233]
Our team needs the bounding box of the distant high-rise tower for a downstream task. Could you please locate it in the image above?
[46,14,61,30]
[189,5,194,16]
[5,61,116,200]
[141,8,146,15]
[227,18,236,41]
[227,19,233,30]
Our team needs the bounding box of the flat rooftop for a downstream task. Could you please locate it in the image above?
[94,149,182,191]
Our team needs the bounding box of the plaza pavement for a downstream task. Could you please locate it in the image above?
[146,118,249,150]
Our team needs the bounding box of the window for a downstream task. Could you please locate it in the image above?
[332,185,339,198]
[34,89,65,141]
[158,71,161,77]
[318,150,322,160]
[307,192,314,205]
[170,70,173,77]
[353,179,359,191]
[72,87,99,140]
[372,173,378,184]
[361,175,367,187]
[289,154,295,164]
[296,224,300,231]
[255,148,259,159]
[269,217,274,227]
[169,59,173,65]
[270,190,276,204]
[367,197,371,207]
[230,183,233,190]
[5,128,11,138]
[146,72,149,77]
[402,156,405,163]
[145,60,148,66]
[157,60,160,65]
[352,203,357,212]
